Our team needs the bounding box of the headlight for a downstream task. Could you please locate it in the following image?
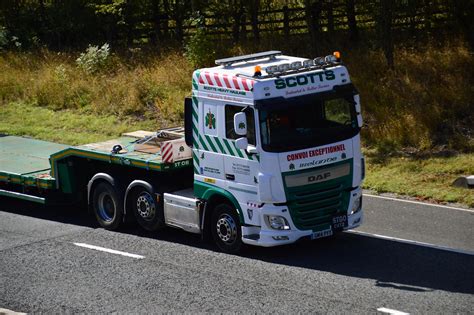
[266,215,290,230]
[351,196,362,215]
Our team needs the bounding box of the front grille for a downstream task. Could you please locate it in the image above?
[289,183,345,229]
[284,161,352,231]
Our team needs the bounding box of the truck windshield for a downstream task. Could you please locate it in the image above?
[258,93,359,152]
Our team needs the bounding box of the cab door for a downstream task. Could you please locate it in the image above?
[222,105,260,224]
[196,100,226,182]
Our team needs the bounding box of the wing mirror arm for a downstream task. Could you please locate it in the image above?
[235,139,258,156]
[246,145,258,155]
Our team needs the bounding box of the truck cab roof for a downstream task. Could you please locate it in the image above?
[193,51,351,102]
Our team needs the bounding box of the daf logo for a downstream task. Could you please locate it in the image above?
[308,172,331,183]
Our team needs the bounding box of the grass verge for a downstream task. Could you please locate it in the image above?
[0,102,158,145]
[364,155,474,208]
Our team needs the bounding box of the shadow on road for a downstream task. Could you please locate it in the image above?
[1,197,473,295]
[242,234,474,295]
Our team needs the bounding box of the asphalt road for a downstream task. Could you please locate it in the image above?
[0,194,473,314]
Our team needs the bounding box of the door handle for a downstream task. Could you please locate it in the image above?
[225,174,235,180]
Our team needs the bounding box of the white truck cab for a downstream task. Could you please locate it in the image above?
[179,51,364,253]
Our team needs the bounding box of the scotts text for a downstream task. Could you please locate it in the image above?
[275,70,336,89]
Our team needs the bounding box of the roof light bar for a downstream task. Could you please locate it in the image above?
[325,55,337,63]
[265,53,341,76]
[215,50,282,67]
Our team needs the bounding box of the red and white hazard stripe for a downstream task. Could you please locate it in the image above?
[198,71,254,92]
[161,142,173,163]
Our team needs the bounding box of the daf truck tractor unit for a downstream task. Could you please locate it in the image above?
[0,51,364,253]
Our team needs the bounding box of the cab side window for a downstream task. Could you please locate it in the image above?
[225,105,256,145]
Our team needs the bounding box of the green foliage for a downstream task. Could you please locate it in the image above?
[346,44,474,152]
[91,0,126,16]
[0,26,8,49]
[54,64,68,83]
[184,29,215,67]
[0,50,191,122]
[184,19,216,67]
[76,43,111,74]
[33,62,89,110]
[11,36,22,49]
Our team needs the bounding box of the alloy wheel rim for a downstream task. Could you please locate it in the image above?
[136,192,156,221]
[98,192,115,222]
[216,214,237,244]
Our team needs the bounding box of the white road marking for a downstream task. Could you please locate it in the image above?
[0,308,27,315]
[73,242,145,259]
[377,307,410,315]
[348,230,474,256]
[364,193,474,213]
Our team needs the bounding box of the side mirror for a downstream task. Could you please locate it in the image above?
[353,94,363,127]
[234,112,247,136]
[354,94,361,113]
[235,137,248,150]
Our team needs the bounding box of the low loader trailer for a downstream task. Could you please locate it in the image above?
[0,51,365,253]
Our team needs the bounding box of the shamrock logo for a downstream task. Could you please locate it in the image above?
[238,122,246,130]
[289,163,295,170]
[205,109,216,129]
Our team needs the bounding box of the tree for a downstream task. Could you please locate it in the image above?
[248,0,260,42]
[304,0,322,55]
[378,0,394,68]
[346,0,359,43]
[452,0,474,51]
[326,0,334,35]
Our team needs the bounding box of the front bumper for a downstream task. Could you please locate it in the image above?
[241,187,363,247]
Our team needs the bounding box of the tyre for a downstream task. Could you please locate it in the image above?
[131,186,165,231]
[92,181,124,230]
[211,203,243,254]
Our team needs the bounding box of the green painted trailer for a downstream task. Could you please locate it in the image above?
[0,129,193,206]
[0,136,67,203]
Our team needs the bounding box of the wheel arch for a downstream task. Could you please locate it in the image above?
[201,187,245,225]
[196,181,245,230]
[87,173,117,209]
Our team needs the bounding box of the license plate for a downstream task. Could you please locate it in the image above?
[332,214,348,231]
[311,227,333,240]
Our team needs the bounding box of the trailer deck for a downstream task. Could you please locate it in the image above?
[0,135,67,190]
[50,130,192,179]
[0,130,192,194]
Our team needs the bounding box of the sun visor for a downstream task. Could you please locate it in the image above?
[255,83,358,110]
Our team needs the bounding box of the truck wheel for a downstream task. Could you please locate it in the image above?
[131,187,165,231]
[92,182,123,230]
[211,203,243,254]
